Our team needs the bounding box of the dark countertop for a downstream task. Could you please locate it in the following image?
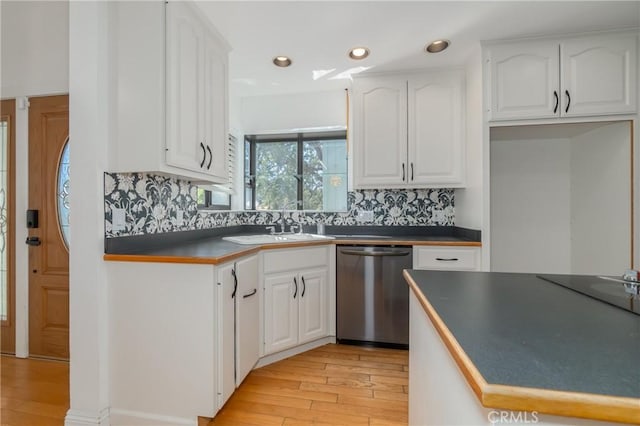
[103,225,481,264]
[406,270,640,399]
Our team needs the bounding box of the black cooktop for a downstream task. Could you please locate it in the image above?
[538,274,640,315]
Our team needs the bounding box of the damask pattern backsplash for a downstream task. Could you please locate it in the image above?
[104,172,455,237]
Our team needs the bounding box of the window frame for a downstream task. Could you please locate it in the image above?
[244,130,347,211]
[197,187,232,210]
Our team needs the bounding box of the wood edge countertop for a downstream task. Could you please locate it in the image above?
[403,270,640,425]
[103,238,481,265]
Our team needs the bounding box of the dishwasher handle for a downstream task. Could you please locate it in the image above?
[339,248,411,257]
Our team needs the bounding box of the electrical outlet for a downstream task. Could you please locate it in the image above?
[112,208,126,232]
[176,210,184,226]
[357,210,374,222]
[432,209,445,223]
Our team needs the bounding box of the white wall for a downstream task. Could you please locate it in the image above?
[0,1,69,98]
[240,90,347,134]
[570,122,631,275]
[66,2,110,424]
[490,137,572,273]
[0,0,69,357]
[455,44,483,231]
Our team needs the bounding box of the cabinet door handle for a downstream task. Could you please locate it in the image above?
[199,142,206,168]
[435,257,459,262]
[206,145,212,170]
[565,90,571,113]
[411,163,414,181]
[402,163,405,181]
[231,267,238,298]
[242,288,257,299]
[293,277,298,299]
[301,276,306,298]
[553,90,559,113]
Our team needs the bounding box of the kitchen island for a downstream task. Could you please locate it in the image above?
[404,270,640,425]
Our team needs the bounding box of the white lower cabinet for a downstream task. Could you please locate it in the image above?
[234,255,260,386]
[216,254,259,409]
[297,268,328,344]
[264,272,299,353]
[413,246,481,271]
[108,261,219,423]
[262,247,330,355]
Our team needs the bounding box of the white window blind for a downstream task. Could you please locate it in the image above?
[212,134,236,194]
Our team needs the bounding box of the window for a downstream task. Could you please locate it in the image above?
[197,187,231,210]
[197,134,236,210]
[57,138,70,248]
[245,131,347,211]
[0,120,8,321]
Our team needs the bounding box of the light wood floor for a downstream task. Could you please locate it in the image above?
[208,344,409,426]
[1,355,69,426]
[1,344,408,426]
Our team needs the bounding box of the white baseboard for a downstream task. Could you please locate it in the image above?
[109,409,197,426]
[64,408,109,426]
[255,336,336,368]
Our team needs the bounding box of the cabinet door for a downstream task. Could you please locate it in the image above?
[488,41,560,120]
[408,71,465,187]
[216,262,236,408]
[166,1,206,172]
[234,255,259,386]
[352,77,408,188]
[298,268,328,344]
[202,29,229,180]
[263,273,298,355]
[561,34,637,117]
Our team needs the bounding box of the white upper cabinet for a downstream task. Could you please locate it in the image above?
[408,72,465,186]
[488,40,560,120]
[486,31,637,121]
[166,1,229,180]
[109,1,229,183]
[352,70,465,189]
[561,34,637,117]
[352,77,408,187]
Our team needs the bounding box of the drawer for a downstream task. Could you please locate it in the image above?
[263,246,329,274]
[413,246,481,271]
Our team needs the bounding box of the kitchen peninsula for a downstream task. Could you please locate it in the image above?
[404,270,640,425]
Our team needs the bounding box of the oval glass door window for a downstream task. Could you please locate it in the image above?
[57,138,70,249]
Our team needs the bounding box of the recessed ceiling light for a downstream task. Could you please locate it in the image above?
[273,56,292,67]
[348,47,370,60]
[425,39,450,53]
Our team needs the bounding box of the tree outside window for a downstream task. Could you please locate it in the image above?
[245,131,347,211]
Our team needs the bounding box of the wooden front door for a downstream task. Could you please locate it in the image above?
[28,95,69,359]
[1,99,16,354]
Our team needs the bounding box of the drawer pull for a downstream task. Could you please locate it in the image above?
[435,257,459,262]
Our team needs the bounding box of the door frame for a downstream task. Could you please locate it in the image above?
[1,99,16,354]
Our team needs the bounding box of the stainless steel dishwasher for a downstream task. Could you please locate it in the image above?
[336,245,413,348]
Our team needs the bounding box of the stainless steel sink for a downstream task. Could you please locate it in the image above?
[222,233,335,245]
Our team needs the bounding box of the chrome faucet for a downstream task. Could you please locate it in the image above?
[279,200,301,233]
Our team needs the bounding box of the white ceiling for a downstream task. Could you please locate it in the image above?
[197,1,640,98]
